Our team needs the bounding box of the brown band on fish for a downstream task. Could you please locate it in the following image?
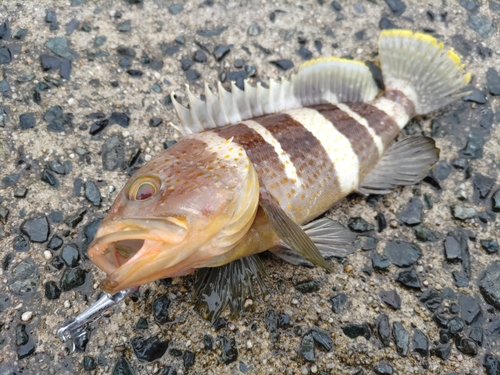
[311,103,378,176]
[254,113,339,194]
[347,102,400,148]
[384,90,416,118]
[213,123,287,183]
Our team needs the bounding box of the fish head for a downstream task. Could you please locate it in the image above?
[88,133,260,293]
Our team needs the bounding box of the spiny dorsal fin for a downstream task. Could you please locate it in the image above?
[171,57,378,136]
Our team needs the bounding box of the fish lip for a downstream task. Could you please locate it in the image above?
[88,217,187,275]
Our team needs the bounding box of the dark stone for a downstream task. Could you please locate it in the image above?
[493,190,500,212]
[396,268,421,290]
[481,239,499,254]
[66,19,80,35]
[294,279,320,294]
[203,334,213,350]
[480,108,494,129]
[478,261,500,310]
[473,173,495,201]
[149,117,163,127]
[84,181,101,206]
[112,357,134,375]
[329,293,348,314]
[449,317,465,335]
[13,235,30,252]
[131,336,168,362]
[50,255,65,271]
[455,335,478,356]
[213,44,232,61]
[463,88,486,104]
[0,206,9,224]
[264,309,280,343]
[44,280,61,299]
[182,350,195,370]
[2,173,20,187]
[433,342,452,360]
[419,289,442,312]
[169,3,184,15]
[48,160,65,175]
[21,216,50,243]
[379,17,398,30]
[153,295,170,324]
[60,267,87,291]
[117,20,132,32]
[158,367,177,375]
[309,326,333,352]
[384,0,406,16]
[174,35,185,44]
[460,0,479,13]
[181,59,194,71]
[270,59,294,71]
[484,354,500,375]
[41,170,58,186]
[10,259,39,296]
[459,293,481,325]
[16,324,29,346]
[379,290,401,310]
[45,37,78,60]
[373,361,394,375]
[451,205,476,220]
[185,69,200,81]
[412,328,429,357]
[467,15,496,39]
[0,22,11,40]
[478,45,493,59]
[19,113,36,130]
[61,244,80,267]
[376,314,392,347]
[384,240,421,267]
[220,337,238,365]
[461,129,485,159]
[348,217,374,232]
[90,119,108,135]
[414,225,441,243]
[399,198,423,225]
[434,160,451,180]
[0,47,12,64]
[126,69,143,78]
[135,317,149,331]
[82,356,97,371]
[341,323,371,340]
[193,50,207,63]
[40,54,61,71]
[102,135,125,170]
[486,68,500,95]
[64,208,86,228]
[371,252,390,270]
[358,236,378,251]
[213,317,227,330]
[196,27,227,37]
[298,46,312,60]
[298,332,315,362]
[445,232,462,261]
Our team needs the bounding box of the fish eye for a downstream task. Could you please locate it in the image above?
[128,176,161,201]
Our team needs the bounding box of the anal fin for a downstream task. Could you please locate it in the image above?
[259,188,334,271]
[270,217,356,266]
[193,255,268,323]
[358,136,439,195]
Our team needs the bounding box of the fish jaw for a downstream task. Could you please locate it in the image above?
[87,217,189,292]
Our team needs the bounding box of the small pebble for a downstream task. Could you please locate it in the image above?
[21,311,33,321]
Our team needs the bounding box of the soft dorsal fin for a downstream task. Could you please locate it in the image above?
[171,57,379,136]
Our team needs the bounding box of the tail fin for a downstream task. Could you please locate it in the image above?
[379,30,471,115]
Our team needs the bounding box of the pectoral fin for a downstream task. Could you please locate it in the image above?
[270,217,357,266]
[192,255,268,323]
[259,188,333,271]
[358,136,439,195]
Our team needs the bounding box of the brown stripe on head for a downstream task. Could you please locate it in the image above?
[347,102,400,149]
[311,103,379,177]
[384,90,416,118]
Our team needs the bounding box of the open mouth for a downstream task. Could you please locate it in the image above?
[107,239,145,266]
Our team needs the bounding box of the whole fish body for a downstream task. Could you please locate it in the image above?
[88,30,470,319]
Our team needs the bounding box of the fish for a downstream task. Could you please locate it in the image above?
[87,30,470,321]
